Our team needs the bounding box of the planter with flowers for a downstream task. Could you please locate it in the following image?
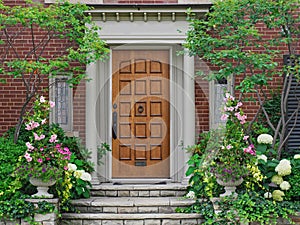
[181,93,300,225]
[15,96,71,198]
[208,93,256,197]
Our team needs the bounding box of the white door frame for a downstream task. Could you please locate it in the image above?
[85,8,200,184]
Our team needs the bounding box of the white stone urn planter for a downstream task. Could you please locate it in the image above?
[216,177,243,197]
[29,177,56,198]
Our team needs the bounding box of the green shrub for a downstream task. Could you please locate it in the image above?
[0,137,26,200]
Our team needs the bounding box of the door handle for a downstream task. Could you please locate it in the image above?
[112,111,117,139]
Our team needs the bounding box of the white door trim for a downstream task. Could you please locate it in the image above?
[86,11,197,183]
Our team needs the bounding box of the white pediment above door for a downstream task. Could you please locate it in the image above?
[89,6,209,44]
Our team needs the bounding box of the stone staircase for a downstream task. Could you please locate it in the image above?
[60,183,203,225]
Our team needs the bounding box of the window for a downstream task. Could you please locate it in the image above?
[209,77,232,129]
[50,76,73,132]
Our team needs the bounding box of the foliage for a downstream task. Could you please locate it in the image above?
[184,0,300,158]
[255,135,300,202]
[186,153,223,199]
[211,191,299,225]
[183,131,300,224]
[0,193,55,222]
[14,96,71,182]
[0,138,26,200]
[0,96,94,218]
[258,91,282,132]
[0,0,109,142]
[97,142,111,165]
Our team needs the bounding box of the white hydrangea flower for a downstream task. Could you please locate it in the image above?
[280,181,291,191]
[275,159,292,176]
[271,175,283,185]
[264,192,272,199]
[294,154,300,159]
[74,170,85,179]
[80,172,92,182]
[272,190,285,201]
[67,163,77,172]
[257,134,273,145]
[257,154,268,163]
[186,191,196,199]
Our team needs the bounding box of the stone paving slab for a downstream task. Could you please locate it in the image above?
[71,197,194,207]
[62,213,202,220]
[91,183,187,191]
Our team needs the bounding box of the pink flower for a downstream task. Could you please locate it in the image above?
[64,166,68,170]
[243,135,249,141]
[34,133,45,141]
[49,101,55,108]
[25,123,32,131]
[41,119,47,125]
[225,93,231,99]
[221,114,229,121]
[235,112,247,124]
[26,142,34,150]
[25,121,39,130]
[40,96,46,103]
[49,134,58,143]
[237,102,243,107]
[37,158,43,163]
[24,152,32,162]
[26,157,32,162]
[226,144,233,150]
[243,144,256,156]
[227,107,235,112]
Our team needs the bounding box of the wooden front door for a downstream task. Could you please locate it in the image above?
[112,50,170,178]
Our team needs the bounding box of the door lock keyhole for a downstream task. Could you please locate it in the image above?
[138,105,144,113]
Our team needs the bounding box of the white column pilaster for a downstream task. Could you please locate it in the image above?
[86,62,100,185]
[182,53,195,185]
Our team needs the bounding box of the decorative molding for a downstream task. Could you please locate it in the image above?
[89,8,208,23]
[178,0,211,3]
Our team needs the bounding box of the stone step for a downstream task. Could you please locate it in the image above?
[60,213,203,225]
[90,183,187,198]
[71,197,194,214]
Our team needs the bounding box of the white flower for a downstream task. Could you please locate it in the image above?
[264,192,272,199]
[280,181,291,191]
[294,154,300,159]
[257,134,273,144]
[74,170,85,179]
[68,163,77,172]
[186,191,196,199]
[40,96,46,103]
[257,154,267,163]
[80,172,92,182]
[272,190,285,201]
[271,175,283,185]
[275,159,292,176]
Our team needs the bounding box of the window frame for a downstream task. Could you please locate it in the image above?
[49,75,73,132]
[209,77,233,129]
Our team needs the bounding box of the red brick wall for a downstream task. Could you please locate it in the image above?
[1,0,299,146]
[0,0,86,142]
[194,57,210,137]
[73,81,86,143]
